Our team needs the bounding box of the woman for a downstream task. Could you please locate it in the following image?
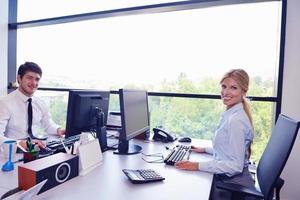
[175,69,255,199]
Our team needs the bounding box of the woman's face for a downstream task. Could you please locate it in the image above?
[221,77,244,109]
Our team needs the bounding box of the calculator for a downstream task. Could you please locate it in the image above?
[122,169,165,184]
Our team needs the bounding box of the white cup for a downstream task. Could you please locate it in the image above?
[0,140,17,161]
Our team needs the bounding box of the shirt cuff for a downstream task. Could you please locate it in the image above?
[198,160,214,172]
[46,125,60,135]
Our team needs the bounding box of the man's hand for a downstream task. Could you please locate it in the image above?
[18,140,28,150]
[32,140,46,148]
[57,128,66,137]
[18,139,46,150]
[175,161,199,171]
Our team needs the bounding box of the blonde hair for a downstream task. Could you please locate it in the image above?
[220,69,253,128]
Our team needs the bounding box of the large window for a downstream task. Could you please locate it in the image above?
[17,2,281,95]
[11,0,283,162]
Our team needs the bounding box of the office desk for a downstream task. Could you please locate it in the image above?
[0,139,213,200]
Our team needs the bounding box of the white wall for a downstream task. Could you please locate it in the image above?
[0,0,8,97]
[281,0,300,199]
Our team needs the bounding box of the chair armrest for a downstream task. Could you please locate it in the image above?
[216,181,264,199]
[276,177,284,189]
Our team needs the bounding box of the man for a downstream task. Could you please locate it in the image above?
[0,62,65,150]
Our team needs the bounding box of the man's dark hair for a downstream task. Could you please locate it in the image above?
[17,62,43,78]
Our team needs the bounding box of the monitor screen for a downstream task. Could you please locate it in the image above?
[114,89,150,155]
[65,90,110,138]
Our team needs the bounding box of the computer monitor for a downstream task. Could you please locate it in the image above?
[65,90,110,138]
[114,89,150,155]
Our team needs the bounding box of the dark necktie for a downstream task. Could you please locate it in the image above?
[27,98,34,138]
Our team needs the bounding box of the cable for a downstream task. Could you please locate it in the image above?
[141,152,164,163]
[142,152,163,157]
[141,157,164,163]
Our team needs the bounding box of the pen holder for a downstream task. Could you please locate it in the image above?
[23,151,39,163]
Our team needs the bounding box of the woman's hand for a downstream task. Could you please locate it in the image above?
[175,161,199,171]
[191,146,206,153]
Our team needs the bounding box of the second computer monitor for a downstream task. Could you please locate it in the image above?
[115,89,150,155]
[65,90,110,138]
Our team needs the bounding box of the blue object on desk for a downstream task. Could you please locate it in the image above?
[1,140,16,171]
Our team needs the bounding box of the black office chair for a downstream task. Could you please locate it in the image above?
[216,114,300,200]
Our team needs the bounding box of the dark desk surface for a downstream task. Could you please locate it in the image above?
[1,139,213,200]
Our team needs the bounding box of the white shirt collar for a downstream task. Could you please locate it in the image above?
[222,102,243,118]
[16,88,33,103]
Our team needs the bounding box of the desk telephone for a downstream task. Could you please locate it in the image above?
[152,128,176,143]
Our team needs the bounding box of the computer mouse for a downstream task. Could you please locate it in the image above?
[178,137,192,143]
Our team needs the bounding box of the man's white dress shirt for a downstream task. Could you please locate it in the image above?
[0,89,58,145]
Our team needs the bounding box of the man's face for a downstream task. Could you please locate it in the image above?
[17,71,41,97]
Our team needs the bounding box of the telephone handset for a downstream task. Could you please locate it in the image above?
[152,127,176,143]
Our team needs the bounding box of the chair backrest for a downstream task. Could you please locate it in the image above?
[257,114,300,200]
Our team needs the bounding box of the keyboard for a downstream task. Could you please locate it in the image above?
[122,169,165,184]
[164,144,191,165]
[38,147,54,157]
[47,134,81,152]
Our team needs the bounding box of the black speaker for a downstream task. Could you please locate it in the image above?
[18,152,79,194]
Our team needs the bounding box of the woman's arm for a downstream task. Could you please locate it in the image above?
[198,119,247,176]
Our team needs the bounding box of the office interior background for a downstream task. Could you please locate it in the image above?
[0,0,299,199]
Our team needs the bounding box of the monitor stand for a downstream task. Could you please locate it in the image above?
[96,126,107,152]
[113,140,142,155]
[95,108,107,152]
